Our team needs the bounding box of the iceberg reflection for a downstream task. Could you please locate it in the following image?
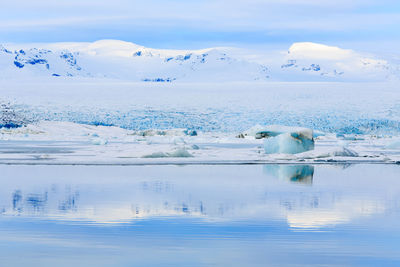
[263,164,314,184]
[0,164,397,229]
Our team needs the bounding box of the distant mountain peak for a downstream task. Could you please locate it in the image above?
[0,40,398,82]
[288,42,354,60]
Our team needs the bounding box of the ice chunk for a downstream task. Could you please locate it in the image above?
[298,146,358,159]
[264,128,314,154]
[191,144,200,150]
[91,138,108,145]
[142,149,193,158]
[131,129,197,137]
[168,149,193,157]
[142,152,168,158]
[330,147,358,157]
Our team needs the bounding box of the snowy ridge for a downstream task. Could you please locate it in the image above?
[274,42,397,82]
[0,40,398,82]
[0,40,269,82]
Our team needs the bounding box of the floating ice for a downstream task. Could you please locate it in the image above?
[330,147,359,157]
[264,133,314,154]
[91,138,108,145]
[261,126,314,154]
[191,144,200,150]
[239,125,315,154]
[168,149,193,158]
[131,129,197,137]
[1,119,398,164]
[142,149,193,158]
[298,146,359,159]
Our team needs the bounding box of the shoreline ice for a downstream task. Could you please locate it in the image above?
[0,121,399,165]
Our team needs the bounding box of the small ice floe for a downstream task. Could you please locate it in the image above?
[191,144,200,150]
[142,148,193,158]
[336,133,365,141]
[330,146,359,157]
[145,136,187,145]
[91,138,108,145]
[32,154,51,160]
[298,146,359,159]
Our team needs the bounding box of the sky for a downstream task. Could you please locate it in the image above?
[1,0,400,52]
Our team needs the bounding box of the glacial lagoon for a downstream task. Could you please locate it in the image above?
[0,164,399,266]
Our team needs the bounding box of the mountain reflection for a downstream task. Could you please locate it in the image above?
[263,165,314,184]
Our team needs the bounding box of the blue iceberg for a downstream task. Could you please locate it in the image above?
[262,126,315,154]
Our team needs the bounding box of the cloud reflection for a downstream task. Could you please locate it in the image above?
[0,165,396,229]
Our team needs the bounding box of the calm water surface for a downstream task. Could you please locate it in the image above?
[0,164,399,266]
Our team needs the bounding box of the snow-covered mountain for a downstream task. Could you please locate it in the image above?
[272,42,398,82]
[0,40,398,82]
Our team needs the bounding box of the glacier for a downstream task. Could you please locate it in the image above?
[0,40,399,164]
[1,80,399,135]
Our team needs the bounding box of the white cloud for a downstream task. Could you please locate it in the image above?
[0,16,128,30]
[1,2,398,33]
[0,0,399,46]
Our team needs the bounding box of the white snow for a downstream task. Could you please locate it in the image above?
[288,42,354,61]
[0,40,398,82]
[275,42,396,82]
[0,41,399,164]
